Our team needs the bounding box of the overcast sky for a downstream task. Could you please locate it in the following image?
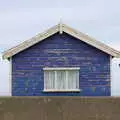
[0,0,120,96]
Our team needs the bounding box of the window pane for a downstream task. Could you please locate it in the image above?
[56,70,66,89]
[44,71,55,89]
[44,68,79,90]
[76,71,79,89]
[68,70,79,89]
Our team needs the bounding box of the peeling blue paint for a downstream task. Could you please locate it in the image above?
[12,32,110,96]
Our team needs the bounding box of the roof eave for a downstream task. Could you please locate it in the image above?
[2,24,59,59]
[2,23,120,59]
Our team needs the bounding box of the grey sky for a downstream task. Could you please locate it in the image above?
[0,0,120,96]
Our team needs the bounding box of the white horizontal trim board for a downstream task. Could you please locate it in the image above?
[43,67,80,70]
[43,89,81,92]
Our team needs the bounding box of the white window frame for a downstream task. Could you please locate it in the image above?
[43,67,80,92]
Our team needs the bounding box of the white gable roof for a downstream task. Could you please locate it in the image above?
[2,23,120,59]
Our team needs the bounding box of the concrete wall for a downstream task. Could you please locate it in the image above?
[0,97,120,120]
[12,32,110,96]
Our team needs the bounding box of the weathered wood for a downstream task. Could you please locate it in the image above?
[11,33,111,96]
[2,23,120,59]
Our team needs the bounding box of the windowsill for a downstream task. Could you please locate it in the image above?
[43,89,81,92]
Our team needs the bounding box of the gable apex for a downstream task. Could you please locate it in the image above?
[2,23,120,59]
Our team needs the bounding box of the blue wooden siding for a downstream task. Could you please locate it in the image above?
[12,32,110,96]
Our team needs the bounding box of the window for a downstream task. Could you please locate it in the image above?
[43,68,80,92]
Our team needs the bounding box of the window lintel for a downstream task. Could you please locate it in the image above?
[43,67,80,70]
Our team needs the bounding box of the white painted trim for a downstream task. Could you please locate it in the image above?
[2,25,59,59]
[43,89,81,92]
[44,68,80,91]
[59,22,63,34]
[110,56,112,95]
[3,23,120,59]
[43,67,80,70]
[63,24,120,57]
[9,58,12,96]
